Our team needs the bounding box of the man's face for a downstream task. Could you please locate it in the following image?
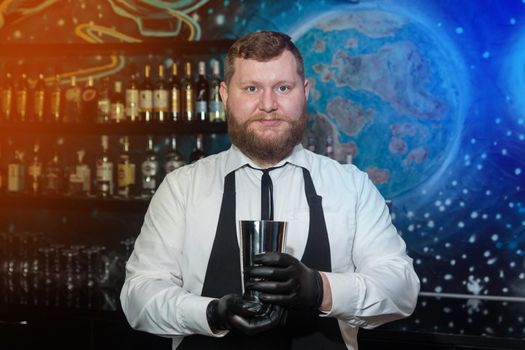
[220,50,310,167]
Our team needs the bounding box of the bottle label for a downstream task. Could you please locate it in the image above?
[139,90,153,111]
[8,164,24,191]
[33,91,45,119]
[153,90,168,111]
[118,163,136,187]
[28,164,42,177]
[50,91,61,119]
[171,88,180,113]
[184,88,194,120]
[195,100,207,114]
[165,160,185,174]
[16,90,27,118]
[44,166,61,192]
[69,164,91,193]
[96,161,113,181]
[141,160,158,177]
[97,98,110,119]
[126,89,139,119]
[111,102,125,122]
[1,89,12,117]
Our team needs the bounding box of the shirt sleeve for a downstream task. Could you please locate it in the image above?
[322,166,420,329]
[119,169,223,338]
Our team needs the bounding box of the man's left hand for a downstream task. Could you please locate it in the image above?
[245,252,323,310]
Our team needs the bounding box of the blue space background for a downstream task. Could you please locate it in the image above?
[1,0,525,338]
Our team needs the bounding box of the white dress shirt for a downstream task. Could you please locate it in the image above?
[120,144,420,350]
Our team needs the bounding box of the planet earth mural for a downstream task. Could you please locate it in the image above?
[293,8,465,198]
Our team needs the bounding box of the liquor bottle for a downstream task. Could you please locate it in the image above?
[68,149,91,196]
[63,76,81,123]
[153,63,168,122]
[81,76,97,122]
[32,73,46,122]
[125,71,140,122]
[195,61,209,122]
[95,135,113,197]
[97,76,111,123]
[190,134,206,163]
[110,81,125,123]
[117,136,136,199]
[1,71,13,121]
[27,141,43,195]
[209,59,225,122]
[181,62,195,122]
[48,73,62,123]
[7,143,25,193]
[42,138,64,195]
[168,62,181,122]
[164,135,185,175]
[141,136,159,197]
[139,64,154,122]
[15,73,29,122]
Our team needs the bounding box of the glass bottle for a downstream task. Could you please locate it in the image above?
[125,71,140,122]
[95,135,113,198]
[153,63,168,122]
[190,134,206,163]
[42,138,64,195]
[1,71,13,121]
[63,76,81,123]
[97,76,110,123]
[139,64,153,122]
[209,59,225,122]
[68,149,91,196]
[27,141,43,195]
[15,72,29,122]
[181,62,194,122]
[7,143,25,193]
[195,61,209,122]
[117,136,136,199]
[141,136,159,197]
[32,73,46,122]
[110,81,125,123]
[81,76,97,123]
[48,73,62,123]
[168,62,180,122]
[164,135,185,175]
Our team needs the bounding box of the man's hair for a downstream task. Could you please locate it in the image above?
[223,31,305,84]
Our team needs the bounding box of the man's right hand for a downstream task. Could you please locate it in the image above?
[206,294,283,335]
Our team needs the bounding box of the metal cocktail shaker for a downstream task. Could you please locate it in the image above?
[239,220,287,302]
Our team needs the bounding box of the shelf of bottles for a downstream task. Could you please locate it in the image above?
[0,132,210,209]
[0,42,232,207]
[0,57,228,134]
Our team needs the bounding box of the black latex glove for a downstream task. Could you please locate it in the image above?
[245,252,324,310]
[206,293,284,335]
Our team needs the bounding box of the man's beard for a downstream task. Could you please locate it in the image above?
[227,108,307,166]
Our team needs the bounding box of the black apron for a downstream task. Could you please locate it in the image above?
[179,167,347,349]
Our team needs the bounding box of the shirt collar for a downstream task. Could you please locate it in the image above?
[224,143,311,174]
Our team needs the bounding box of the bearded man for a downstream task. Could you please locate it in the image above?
[121,31,419,350]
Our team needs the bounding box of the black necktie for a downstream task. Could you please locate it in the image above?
[261,169,274,220]
[248,163,287,220]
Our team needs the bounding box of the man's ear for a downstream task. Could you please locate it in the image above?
[219,82,229,106]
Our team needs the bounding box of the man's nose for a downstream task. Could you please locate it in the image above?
[258,89,278,113]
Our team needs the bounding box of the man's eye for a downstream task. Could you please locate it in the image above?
[245,86,257,93]
[277,85,290,93]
